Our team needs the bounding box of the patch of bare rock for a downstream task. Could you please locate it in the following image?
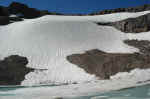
[96,13,150,33]
[0,55,34,85]
[67,40,150,79]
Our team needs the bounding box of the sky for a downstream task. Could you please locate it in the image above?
[0,0,149,14]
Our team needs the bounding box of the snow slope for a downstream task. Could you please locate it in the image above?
[0,11,150,86]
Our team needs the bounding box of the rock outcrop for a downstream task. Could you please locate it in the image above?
[0,2,63,25]
[96,13,150,33]
[124,40,150,55]
[9,2,42,19]
[67,39,150,79]
[0,55,34,85]
[67,49,150,79]
[89,4,150,15]
[112,13,150,33]
[8,2,63,17]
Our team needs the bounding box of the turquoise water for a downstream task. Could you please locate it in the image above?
[0,84,150,99]
[69,85,150,99]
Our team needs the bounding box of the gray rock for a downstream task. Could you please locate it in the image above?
[96,13,150,33]
[124,40,150,55]
[67,48,150,79]
[112,13,150,33]
[0,55,34,85]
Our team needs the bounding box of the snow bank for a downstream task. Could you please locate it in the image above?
[0,11,149,85]
[1,69,150,99]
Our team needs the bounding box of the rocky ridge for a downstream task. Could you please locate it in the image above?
[89,4,150,15]
[1,2,150,25]
[96,13,150,33]
[0,2,63,25]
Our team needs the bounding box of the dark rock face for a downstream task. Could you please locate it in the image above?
[9,2,28,14]
[0,6,10,25]
[0,6,9,16]
[112,13,150,33]
[0,16,10,25]
[67,49,150,79]
[96,13,150,33]
[0,2,64,25]
[0,55,34,85]
[9,2,41,19]
[8,2,63,18]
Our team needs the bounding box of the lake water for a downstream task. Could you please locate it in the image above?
[0,84,150,99]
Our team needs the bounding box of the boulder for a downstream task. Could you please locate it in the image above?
[0,55,34,85]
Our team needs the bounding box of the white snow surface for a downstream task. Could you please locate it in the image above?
[1,69,150,99]
[0,11,150,86]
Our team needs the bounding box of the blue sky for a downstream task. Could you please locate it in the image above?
[0,0,149,14]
